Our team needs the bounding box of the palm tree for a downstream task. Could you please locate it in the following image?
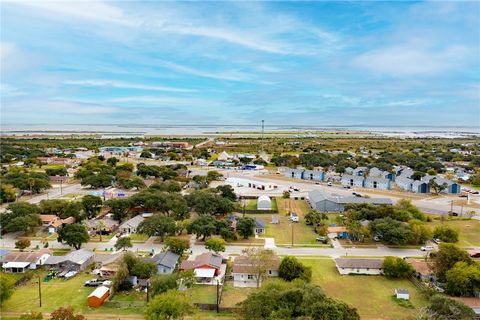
[305,210,328,233]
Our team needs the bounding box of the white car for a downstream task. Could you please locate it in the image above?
[290,213,299,222]
[421,246,434,251]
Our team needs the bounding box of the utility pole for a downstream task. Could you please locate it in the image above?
[38,275,42,307]
[60,180,63,196]
[291,222,294,247]
[216,279,220,313]
[146,281,149,303]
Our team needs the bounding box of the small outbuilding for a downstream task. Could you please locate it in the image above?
[87,285,110,308]
[395,288,409,300]
[257,196,272,210]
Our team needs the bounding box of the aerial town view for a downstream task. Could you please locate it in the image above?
[1,1,479,320]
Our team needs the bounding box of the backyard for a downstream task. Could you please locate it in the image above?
[299,258,429,320]
[428,216,480,247]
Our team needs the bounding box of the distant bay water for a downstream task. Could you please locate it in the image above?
[1,123,479,138]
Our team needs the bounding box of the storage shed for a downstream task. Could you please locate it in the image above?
[257,196,272,210]
[87,285,110,308]
[395,288,409,300]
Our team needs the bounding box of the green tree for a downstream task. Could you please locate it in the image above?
[237,217,256,239]
[115,237,133,251]
[187,215,217,241]
[382,256,414,278]
[140,151,153,158]
[57,224,89,249]
[205,238,226,253]
[0,184,17,203]
[424,295,475,320]
[0,274,15,305]
[3,202,41,233]
[215,184,237,201]
[433,243,472,282]
[305,209,328,233]
[282,191,291,199]
[107,157,119,166]
[150,274,178,297]
[145,289,194,320]
[429,180,447,195]
[81,195,102,219]
[45,167,67,176]
[433,225,459,243]
[81,173,113,189]
[278,256,312,282]
[15,239,31,251]
[137,215,176,241]
[19,311,43,320]
[241,248,276,288]
[164,237,190,255]
[445,261,480,297]
[370,217,415,245]
[131,261,157,279]
[106,198,131,221]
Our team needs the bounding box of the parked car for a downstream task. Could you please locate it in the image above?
[343,185,351,189]
[469,252,480,258]
[433,238,441,244]
[352,192,362,197]
[327,182,332,187]
[64,271,78,279]
[102,280,113,287]
[421,246,434,251]
[289,186,300,192]
[290,213,299,222]
[84,278,106,287]
[459,194,468,198]
[316,236,328,243]
[448,211,459,216]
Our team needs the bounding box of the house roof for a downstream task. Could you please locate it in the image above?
[308,190,392,206]
[150,251,180,269]
[180,252,223,270]
[45,249,94,265]
[3,262,30,269]
[51,216,76,228]
[405,258,433,276]
[341,174,364,182]
[335,258,383,269]
[194,268,215,278]
[327,226,348,233]
[119,215,145,230]
[40,215,58,223]
[365,176,390,184]
[255,219,266,228]
[232,255,280,274]
[3,249,52,264]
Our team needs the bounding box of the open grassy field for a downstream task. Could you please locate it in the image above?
[428,217,480,247]
[189,284,218,304]
[220,283,257,307]
[299,258,429,320]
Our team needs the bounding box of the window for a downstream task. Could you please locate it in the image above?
[268,270,272,275]
[247,275,253,280]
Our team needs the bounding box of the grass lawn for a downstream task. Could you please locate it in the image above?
[246,198,321,246]
[188,284,218,304]
[128,233,149,242]
[220,283,256,307]
[299,258,429,320]
[428,217,480,247]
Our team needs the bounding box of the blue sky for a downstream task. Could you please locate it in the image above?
[1,1,479,126]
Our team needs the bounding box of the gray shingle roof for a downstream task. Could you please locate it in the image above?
[335,258,383,269]
[119,215,145,230]
[151,251,180,269]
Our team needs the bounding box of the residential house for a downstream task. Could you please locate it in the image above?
[49,176,69,184]
[254,219,266,235]
[364,177,391,190]
[451,298,480,319]
[119,215,145,234]
[307,190,392,213]
[94,252,124,277]
[217,151,231,161]
[405,258,435,282]
[44,249,94,271]
[144,251,180,275]
[226,177,277,191]
[2,249,52,273]
[344,167,354,175]
[352,167,368,176]
[368,167,383,177]
[341,175,365,188]
[334,258,384,275]
[412,180,430,193]
[395,176,413,192]
[327,226,349,239]
[180,252,226,285]
[232,255,280,287]
[432,177,461,194]
[40,215,76,234]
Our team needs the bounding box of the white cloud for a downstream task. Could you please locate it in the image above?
[108,95,222,107]
[3,98,120,114]
[64,79,196,93]
[353,45,470,76]
[156,60,251,82]
[0,83,26,97]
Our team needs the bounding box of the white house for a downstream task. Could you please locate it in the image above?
[225,178,278,191]
[232,255,280,287]
[119,215,145,234]
[2,249,52,273]
[334,258,384,275]
[257,196,272,210]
